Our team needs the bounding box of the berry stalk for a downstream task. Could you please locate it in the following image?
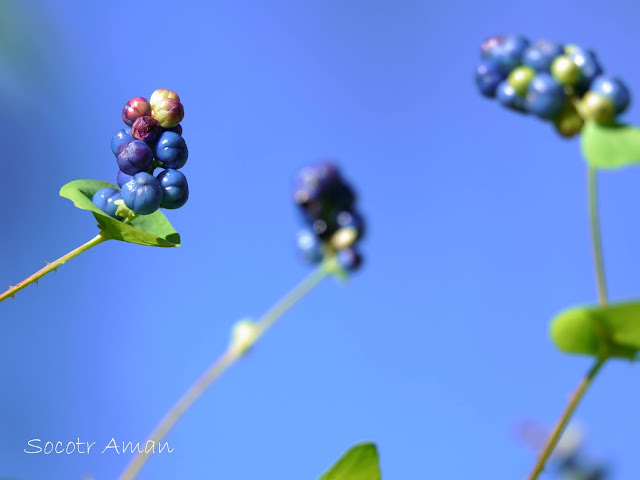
[0,231,110,303]
[117,257,338,480]
[525,164,609,480]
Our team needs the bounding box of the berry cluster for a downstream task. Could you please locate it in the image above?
[92,89,189,219]
[294,162,365,272]
[475,35,631,137]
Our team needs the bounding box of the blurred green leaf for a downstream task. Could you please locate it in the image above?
[318,443,381,480]
[581,121,640,169]
[60,179,180,247]
[550,301,640,359]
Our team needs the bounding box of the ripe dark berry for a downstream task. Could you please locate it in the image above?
[567,47,602,93]
[111,128,133,155]
[154,131,188,169]
[152,97,184,128]
[166,124,183,136]
[117,170,133,188]
[525,74,566,119]
[156,168,189,209]
[475,60,505,98]
[336,247,362,272]
[121,172,164,215]
[590,75,630,114]
[330,210,365,250]
[122,97,151,127]
[131,116,162,145]
[496,80,526,112]
[522,40,564,72]
[116,140,154,175]
[296,229,323,264]
[481,35,529,74]
[92,187,122,219]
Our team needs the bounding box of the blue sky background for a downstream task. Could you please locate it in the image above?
[1,0,640,478]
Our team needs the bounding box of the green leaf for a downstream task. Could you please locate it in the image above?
[550,300,640,360]
[581,121,640,169]
[318,443,381,480]
[60,179,180,247]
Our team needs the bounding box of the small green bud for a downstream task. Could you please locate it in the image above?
[581,92,615,124]
[507,66,536,96]
[551,55,581,86]
[230,319,259,355]
[554,102,584,138]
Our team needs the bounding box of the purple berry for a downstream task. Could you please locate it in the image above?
[131,116,162,145]
[116,140,154,175]
[122,97,151,127]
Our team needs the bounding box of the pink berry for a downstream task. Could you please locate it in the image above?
[122,97,151,127]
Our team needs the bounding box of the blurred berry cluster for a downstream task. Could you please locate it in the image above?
[475,35,631,137]
[294,162,365,272]
[92,89,189,218]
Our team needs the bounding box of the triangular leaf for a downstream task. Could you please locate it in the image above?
[581,121,640,169]
[60,179,180,247]
[550,300,640,360]
[318,443,381,480]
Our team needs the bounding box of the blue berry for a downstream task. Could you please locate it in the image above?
[166,124,182,135]
[117,170,133,188]
[522,40,564,72]
[153,131,188,169]
[475,60,505,98]
[156,168,189,209]
[337,247,362,272]
[568,47,602,92]
[92,187,122,219]
[525,74,566,119]
[121,172,164,215]
[116,140,154,175]
[481,35,529,74]
[496,80,526,112]
[296,229,323,264]
[111,128,133,156]
[589,75,630,114]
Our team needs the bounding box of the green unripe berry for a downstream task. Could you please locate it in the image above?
[551,56,581,86]
[581,92,615,124]
[554,103,584,138]
[507,66,536,96]
[564,44,579,55]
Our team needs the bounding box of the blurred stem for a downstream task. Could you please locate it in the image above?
[0,230,110,303]
[525,358,606,480]
[587,166,608,305]
[526,164,610,480]
[117,259,336,480]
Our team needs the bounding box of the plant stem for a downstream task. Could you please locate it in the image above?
[117,261,334,480]
[525,358,606,480]
[0,231,110,303]
[526,165,610,480]
[587,166,608,305]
